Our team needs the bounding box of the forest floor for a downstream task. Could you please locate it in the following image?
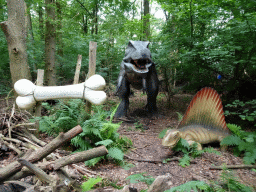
[1,91,256,191]
[87,90,256,191]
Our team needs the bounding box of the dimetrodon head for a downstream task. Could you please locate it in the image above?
[162,87,230,148]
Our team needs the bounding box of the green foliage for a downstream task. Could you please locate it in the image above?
[173,138,220,167]
[165,169,254,192]
[165,181,210,192]
[225,100,256,126]
[176,112,183,122]
[159,128,168,139]
[39,99,88,135]
[81,177,103,192]
[126,172,155,186]
[221,124,256,164]
[134,121,144,130]
[38,99,132,166]
[211,169,254,192]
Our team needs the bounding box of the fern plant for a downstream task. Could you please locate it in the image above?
[38,100,132,166]
[221,123,256,164]
[126,172,155,186]
[81,177,103,192]
[39,99,89,135]
[211,169,254,192]
[71,105,132,166]
[172,138,220,167]
[165,181,211,192]
[165,169,254,192]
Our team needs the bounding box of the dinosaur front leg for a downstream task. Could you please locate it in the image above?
[187,140,202,151]
[114,75,130,118]
[145,65,159,114]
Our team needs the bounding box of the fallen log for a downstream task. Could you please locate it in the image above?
[8,146,108,181]
[210,164,256,170]
[18,159,54,185]
[0,125,83,182]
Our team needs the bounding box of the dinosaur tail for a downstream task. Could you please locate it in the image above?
[178,87,228,132]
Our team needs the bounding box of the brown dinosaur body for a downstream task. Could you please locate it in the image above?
[162,87,230,150]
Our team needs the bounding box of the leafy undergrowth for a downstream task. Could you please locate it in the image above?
[221,124,256,165]
[165,168,254,192]
[36,99,132,166]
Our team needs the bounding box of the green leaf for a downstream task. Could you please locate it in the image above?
[107,147,124,161]
[179,154,191,167]
[81,177,103,191]
[165,181,210,192]
[95,139,113,147]
[159,129,168,139]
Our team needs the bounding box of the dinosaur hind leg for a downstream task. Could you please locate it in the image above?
[145,66,159,114]
[114,77,130,118]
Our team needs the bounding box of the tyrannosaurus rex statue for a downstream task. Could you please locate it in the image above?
[114,41,159,119]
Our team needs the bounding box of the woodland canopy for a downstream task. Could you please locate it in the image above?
[0,0,255,103]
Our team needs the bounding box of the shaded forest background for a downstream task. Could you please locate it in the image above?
[0,0,256,105]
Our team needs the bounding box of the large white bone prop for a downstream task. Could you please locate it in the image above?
[14,74,107,109]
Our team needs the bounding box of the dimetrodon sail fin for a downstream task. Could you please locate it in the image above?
[162,87,230,150]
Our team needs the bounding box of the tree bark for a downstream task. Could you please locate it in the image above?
[45,0,56,86]
[0,0,32,87]
[143,0,150,40]
[38,2,44,40]
[8,146,108,181]
[0,125,83,182]
[56,0,64,77]
[85,41,97,114]
[73,55,82,84]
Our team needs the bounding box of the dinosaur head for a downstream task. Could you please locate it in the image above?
[123,41,152,74]
[162,129,181,148]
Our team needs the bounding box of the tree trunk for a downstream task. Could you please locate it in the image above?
[56,0,64,77]
[0,0,32,87]
[45,0,56,86]
[38,2,44,40]
[143,0,150,40]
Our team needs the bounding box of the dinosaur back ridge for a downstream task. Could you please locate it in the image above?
[177,87,229,132]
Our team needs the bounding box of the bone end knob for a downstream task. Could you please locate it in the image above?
[84,88,107,105]
[14,79,36,96]
[85,74,106,90]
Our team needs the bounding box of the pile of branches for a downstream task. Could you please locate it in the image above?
[0,108,108,192]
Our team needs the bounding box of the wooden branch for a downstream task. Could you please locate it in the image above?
[124,155,181,164]
[23,128,47,146]
[210,164,256,170]
[85,41,97,114]
[0,125,82,182]
[18,159,53,184]
[8,146,108,181]
[0,137,24,156]
[53,145,107,170]
[74,54,82,84]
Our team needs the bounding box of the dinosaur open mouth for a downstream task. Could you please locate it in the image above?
[131,59,149,70]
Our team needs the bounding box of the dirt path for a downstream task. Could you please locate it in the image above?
[89,91,256,191]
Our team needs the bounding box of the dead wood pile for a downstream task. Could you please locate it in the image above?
[0,110,108,192]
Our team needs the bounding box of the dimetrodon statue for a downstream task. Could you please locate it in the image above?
[162,87,230,150]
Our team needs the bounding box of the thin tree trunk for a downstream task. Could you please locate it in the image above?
[143,0,150,40]
[56,0,64,77]
[0,0,32,87]
[38,2,44,40]
[45,0,56,86]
